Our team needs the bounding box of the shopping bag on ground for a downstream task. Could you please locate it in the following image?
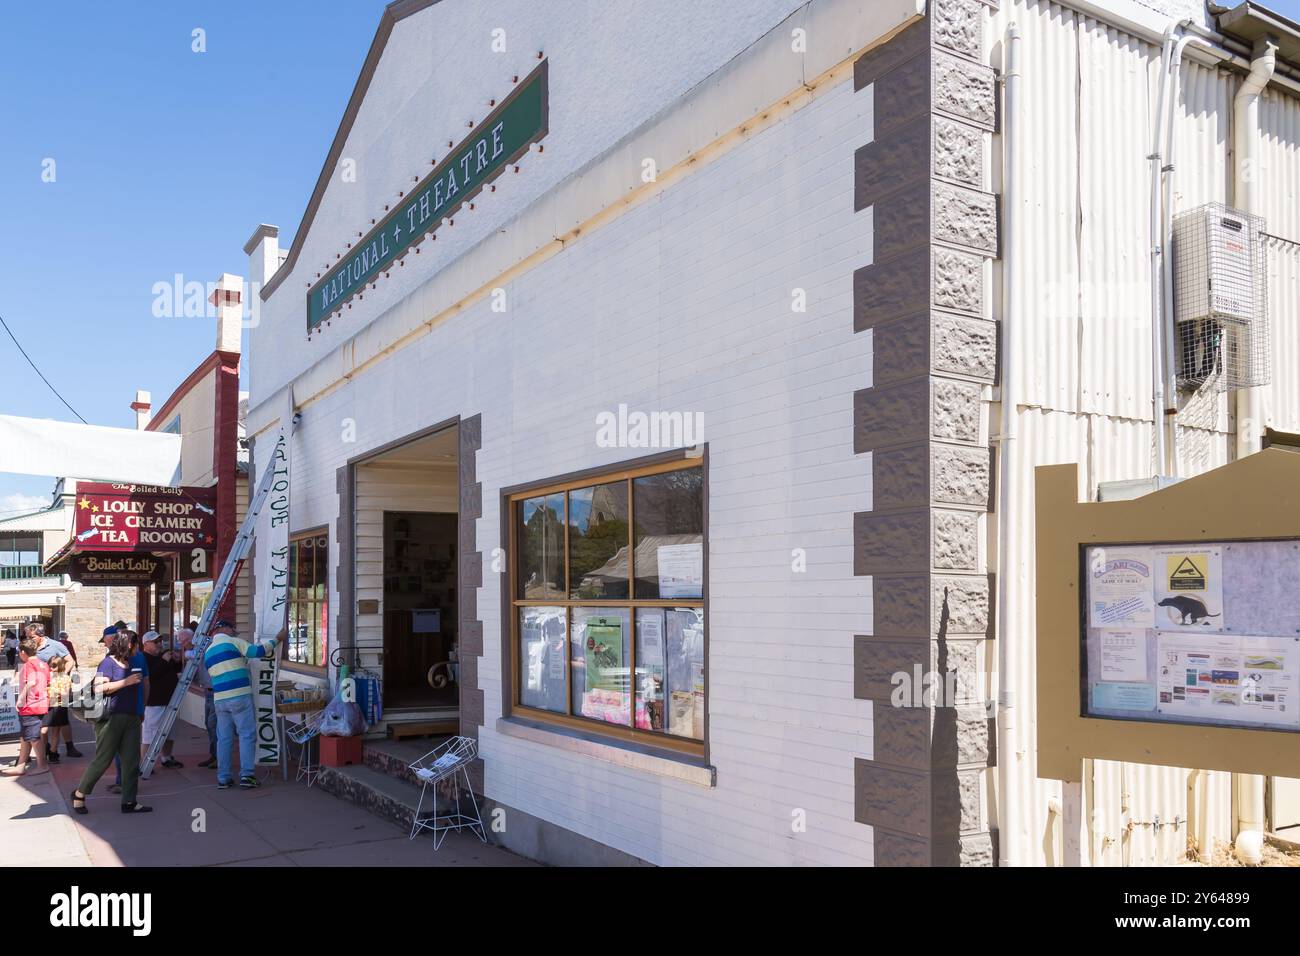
[318,691,365,737]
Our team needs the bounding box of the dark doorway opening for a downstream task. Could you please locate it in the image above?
[382,511,458,709]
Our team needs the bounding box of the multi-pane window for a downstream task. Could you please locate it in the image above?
[0,534,41,568]
[510,458,705,753]
[288,530,329,667]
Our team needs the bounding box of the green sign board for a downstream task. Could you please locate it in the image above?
[308,60,549,330]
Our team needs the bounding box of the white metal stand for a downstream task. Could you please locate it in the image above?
[286,709,326,788]
[408,736,486,849]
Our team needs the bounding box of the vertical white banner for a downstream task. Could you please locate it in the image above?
[252,394,293,765]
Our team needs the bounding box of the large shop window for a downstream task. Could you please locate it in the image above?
[288,530,329,668]
[510,458,705,755]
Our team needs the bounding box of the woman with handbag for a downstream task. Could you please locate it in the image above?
[69,631,152,815]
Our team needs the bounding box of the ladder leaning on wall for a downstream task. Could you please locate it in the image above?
[139,438,282,779]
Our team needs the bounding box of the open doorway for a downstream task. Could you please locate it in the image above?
[383,511,457,707]
[353,425,459,726]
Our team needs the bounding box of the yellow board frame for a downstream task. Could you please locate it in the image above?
[1036,448,1300,782]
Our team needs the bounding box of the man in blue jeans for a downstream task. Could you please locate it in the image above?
[203,619,277,789]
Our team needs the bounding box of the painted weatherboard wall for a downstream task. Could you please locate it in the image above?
[249,59,876,867]
[989,0,1300,865]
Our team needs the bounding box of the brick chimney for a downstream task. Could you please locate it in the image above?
[130,390,152,429]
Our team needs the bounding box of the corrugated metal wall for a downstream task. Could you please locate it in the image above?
[987,0,1300,865]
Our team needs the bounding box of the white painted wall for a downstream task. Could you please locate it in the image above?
[251,33,875,867]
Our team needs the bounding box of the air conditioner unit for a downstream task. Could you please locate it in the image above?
[1172,202,1269,392]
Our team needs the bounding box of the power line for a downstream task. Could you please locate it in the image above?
[0,312,87,423]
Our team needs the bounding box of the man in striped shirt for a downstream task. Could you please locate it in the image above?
[203,620,278,790]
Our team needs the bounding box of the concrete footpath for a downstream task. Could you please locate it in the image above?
[0,711,532,867]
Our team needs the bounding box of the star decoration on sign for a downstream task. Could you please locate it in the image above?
[78,498,90,510]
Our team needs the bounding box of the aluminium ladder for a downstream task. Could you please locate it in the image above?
[139,434,285,779]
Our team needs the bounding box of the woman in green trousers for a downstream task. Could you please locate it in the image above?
[70,631,152,814]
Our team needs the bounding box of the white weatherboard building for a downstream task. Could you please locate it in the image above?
[244,0,1300,865]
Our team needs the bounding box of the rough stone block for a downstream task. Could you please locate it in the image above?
[873,827,931,867]
[932,574,990,637]
[856,508,929,575]
[931,378,982,443]
[932,768,984,835]
[932,247,984,315]
[931,443,991,507]
[873,52,933,139]
[873,442,929,511]
[931,0,984,61]
[855,761,930,836]
[932,50,997,130]
[875,180,931,262]
[933,181,998,254]
[871,313,930,387]
[933,313,997,380]
[854,636,931,701]
[933,508,978,570]
[855,247,929,331]
[855,113,930,211]
[855,378,929,452]
[873,575,930,638]
[933,115,984,188]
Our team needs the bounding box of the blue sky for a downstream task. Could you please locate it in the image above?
[0,0,388,515]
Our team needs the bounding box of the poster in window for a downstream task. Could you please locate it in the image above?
[657,543,703,599]
[636,611,665,731]
[584,617,624,692]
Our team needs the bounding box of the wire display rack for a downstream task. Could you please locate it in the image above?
[1172,202,1270,393]
[407,736,486,849]
[285,708,327,787]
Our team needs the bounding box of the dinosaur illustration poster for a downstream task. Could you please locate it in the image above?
[1154,547,1224,632]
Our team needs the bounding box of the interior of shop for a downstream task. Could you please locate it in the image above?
[353,426,459,719]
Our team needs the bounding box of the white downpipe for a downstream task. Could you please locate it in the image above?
[996,23,1021,868]
[1233,37,1277,463]
[1147,21,1183,478]
[1231,35,1277,867]
[1160,32,1215,476]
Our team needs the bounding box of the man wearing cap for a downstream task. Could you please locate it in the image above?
[140,631,184,770]
[203,619,277,789]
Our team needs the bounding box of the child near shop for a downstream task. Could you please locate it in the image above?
[2,637,51,777]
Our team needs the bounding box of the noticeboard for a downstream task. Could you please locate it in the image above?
[1082,540,1300,732]
[1036,449,1300,782]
